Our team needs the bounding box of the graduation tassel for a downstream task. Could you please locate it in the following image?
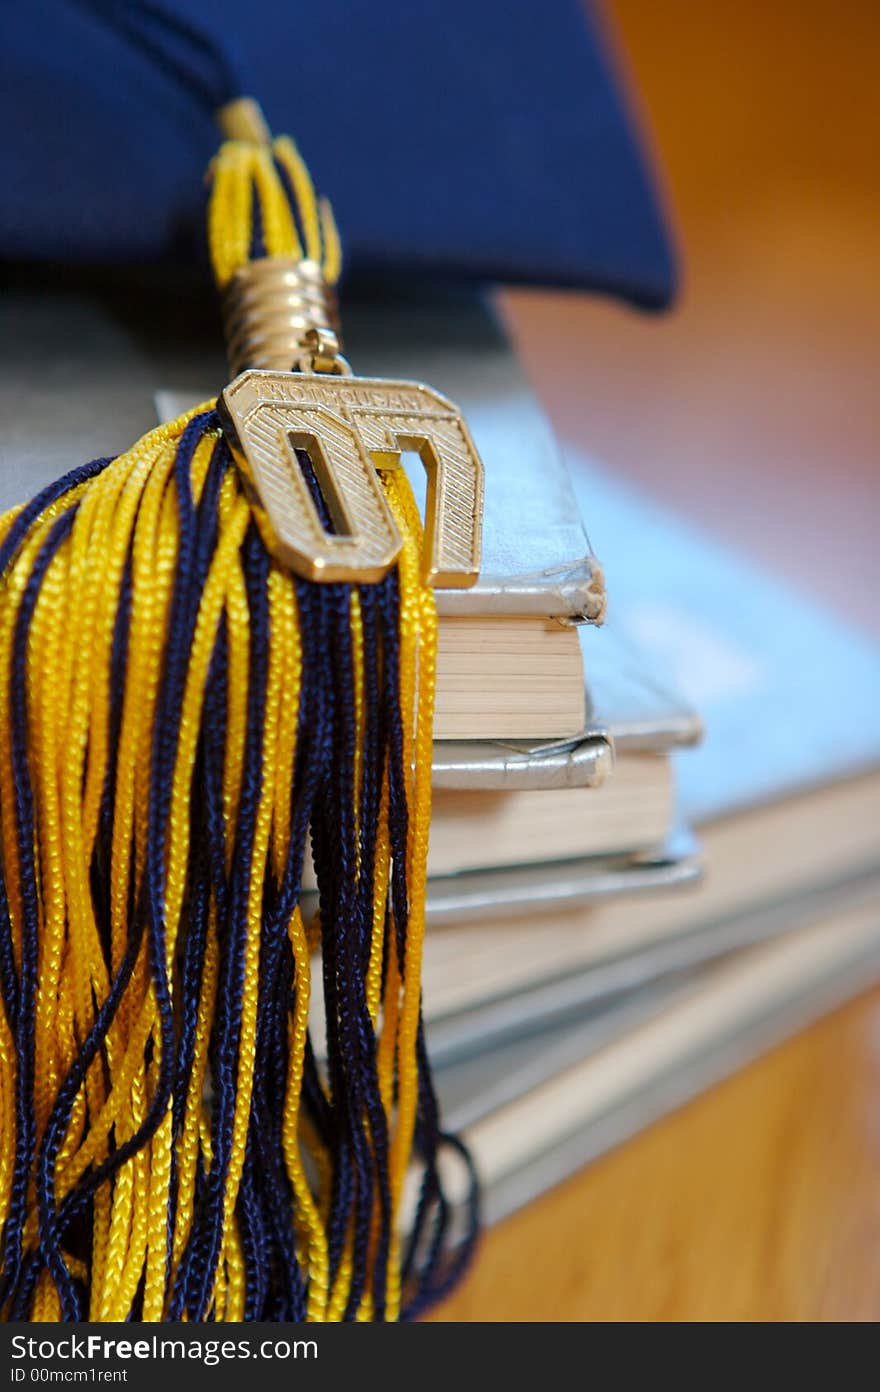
[0,95,480,1321]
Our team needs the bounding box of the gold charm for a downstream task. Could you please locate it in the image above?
[221,368,484,586]
[218,250,484,585]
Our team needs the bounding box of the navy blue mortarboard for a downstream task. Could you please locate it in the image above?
[1,0,676,307]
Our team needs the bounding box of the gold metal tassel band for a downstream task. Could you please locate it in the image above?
[223,256,345,377]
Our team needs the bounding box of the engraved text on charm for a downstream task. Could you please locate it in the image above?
[220,370,484,585]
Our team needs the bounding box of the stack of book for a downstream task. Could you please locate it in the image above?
[339,291,880,1226]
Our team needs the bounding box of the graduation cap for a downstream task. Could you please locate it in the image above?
[1,0,676,306]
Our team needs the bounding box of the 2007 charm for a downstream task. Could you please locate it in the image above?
[221,369,484,586]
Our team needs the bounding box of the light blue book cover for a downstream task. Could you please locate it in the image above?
[567,449,880,825]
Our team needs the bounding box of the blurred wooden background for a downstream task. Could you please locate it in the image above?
[505,0,879,637]
[432,0,880,1321]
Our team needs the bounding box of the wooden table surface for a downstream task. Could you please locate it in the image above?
[432,0,880,1322]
